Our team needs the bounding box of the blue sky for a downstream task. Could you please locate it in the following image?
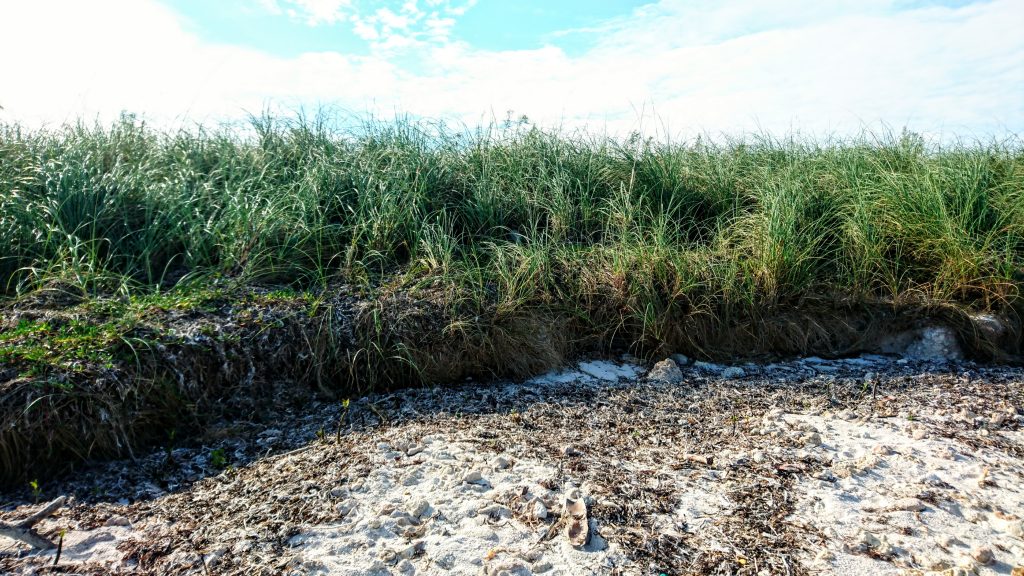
[170,0,646,56]
[2,0,1022,138]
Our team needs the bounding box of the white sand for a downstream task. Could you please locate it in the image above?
[2,357,1021,575]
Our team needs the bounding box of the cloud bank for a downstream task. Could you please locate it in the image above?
[1,0,1021,138]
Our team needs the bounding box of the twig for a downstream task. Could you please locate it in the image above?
[0,495,68,550]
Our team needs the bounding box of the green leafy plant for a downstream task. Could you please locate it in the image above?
[209,448,228,469]
[335,398,351,444]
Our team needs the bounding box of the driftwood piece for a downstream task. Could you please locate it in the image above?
[0,496,67,550]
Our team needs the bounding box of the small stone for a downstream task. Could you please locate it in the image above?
[104,515,131,527]
[671,353,691,366]
[479,504,512,519]
[647,358,684,384]
[392,511,418,527]
[494,456,511,470]
[204,547,228,569]
[532,500,548,520]
[399,541,424,560]
[562,445,582,457]
[833,455,881,478]
[463,470,484,484]
[379,549,399,565]
[519,549,543,563]
[329,486,347,498]
[720,366,746,379]
[955,409,976,424]
[857,530,882,549]
[837,409,856,421]
[971,546,994,565]
[911,427,928,440]
[872,444,895,456]
[804,432,823,446]
[411,500,431,518]
[855,530,893,556]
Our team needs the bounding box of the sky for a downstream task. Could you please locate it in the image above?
[1,0,1022,138]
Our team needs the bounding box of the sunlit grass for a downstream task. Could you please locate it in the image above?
[1,113,1021,325]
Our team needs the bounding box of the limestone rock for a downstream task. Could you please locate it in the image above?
[647,358,684,384]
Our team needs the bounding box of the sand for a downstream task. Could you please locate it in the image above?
[1,356,1022,575]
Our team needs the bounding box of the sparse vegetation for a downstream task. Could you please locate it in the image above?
[1,112,1022,485]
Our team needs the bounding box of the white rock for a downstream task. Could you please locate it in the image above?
[462,470,484,484]
[493,456,511,470]
[532,500,548,520]
[858,530,882,549]
[411,500,431,519]
[647,358,684,384]
[720,366,746,379]
[880,325,963,360]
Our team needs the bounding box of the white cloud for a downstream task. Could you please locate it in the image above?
[280,0,353,25]
[0,0,1021,139]
[315,0,474,52]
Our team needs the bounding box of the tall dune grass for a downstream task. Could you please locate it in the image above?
[2,113,1022,484]
[1,113,1021,320]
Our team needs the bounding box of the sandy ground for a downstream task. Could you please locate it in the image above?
[1,354,1022,575]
